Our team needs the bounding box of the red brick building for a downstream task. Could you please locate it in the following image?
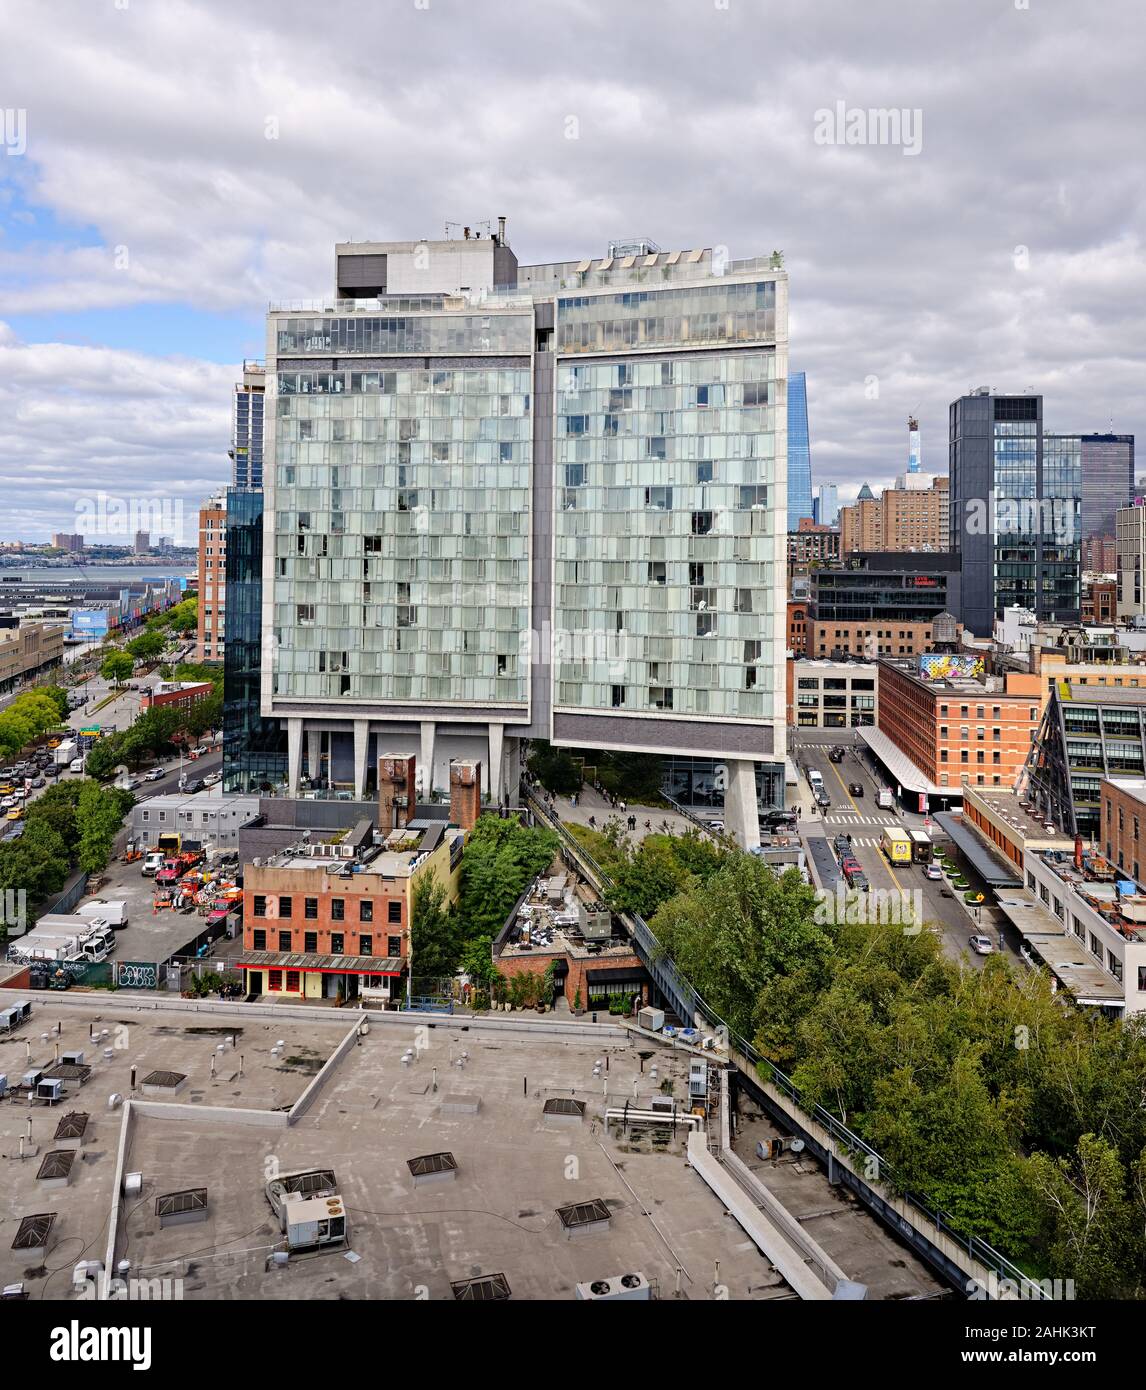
[787,599,808,656]
[140,680,214,713]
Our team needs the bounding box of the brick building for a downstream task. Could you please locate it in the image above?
[140,680,214,714]
[1081,578,1117,625]
[805,617,957,660]
[867,656,1042,810]
[240,815,463,1004]
[838,476,949,554]
[1082,534,1117,574]
[787,599,808,656]
[787,518,840,571]
[197,494,226,661]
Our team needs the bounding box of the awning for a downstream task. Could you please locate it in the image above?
[856,727,947,797]
[992,890,1125,1006]
[934,813,1023,887]
[239,950,404,977]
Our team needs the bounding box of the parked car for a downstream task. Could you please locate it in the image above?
[969,935,994,956]
[761,810,797,829]
[203,771,222,787]
[815,790,832,809]
[848,782,864,797]
[924,862,943,880]
[183,778,205,794]
[143,767,166,782]
[843,862,869,891]
[27,775,45,789]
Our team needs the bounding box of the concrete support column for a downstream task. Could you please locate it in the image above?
[353,720,370,802]
[419,720,436,799]
[306,729,322,785]
[287,718,304,798]
[724,759,761,850]
[503,735,522,806]
[488,722,505,805]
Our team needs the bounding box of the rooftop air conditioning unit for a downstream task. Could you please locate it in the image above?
[575,1272,651,1301]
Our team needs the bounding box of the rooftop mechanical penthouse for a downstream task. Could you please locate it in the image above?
[262,226,789,846]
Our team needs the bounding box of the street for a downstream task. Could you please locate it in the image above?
[790,731,1007,971]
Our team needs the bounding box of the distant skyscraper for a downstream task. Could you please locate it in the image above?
[907,415,921,474]
[787,371,813,531]
[950,390,1080,636]
[1043,433,1133,541]
[230,362,265,489]
[814,483,838,526]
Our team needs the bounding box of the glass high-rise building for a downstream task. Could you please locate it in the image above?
[259,232,789,845]
[231,362,265,489]
[1044,432,1133,542]
[222,487,287,792]
[787,371,813,530]
[950,391,1080,637]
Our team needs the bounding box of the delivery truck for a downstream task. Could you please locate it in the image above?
[77,899,129,929]
[54,739,78,768]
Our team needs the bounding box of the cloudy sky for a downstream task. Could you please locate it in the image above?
[0,0,1142,540]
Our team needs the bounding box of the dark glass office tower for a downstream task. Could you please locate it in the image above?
[1044,433,1133,541]
[787,371,813,530]
[950,391,1080,637]
[222,487,287,792]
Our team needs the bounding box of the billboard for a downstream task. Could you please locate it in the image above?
[70,609,109,639]
[918,652,985,682]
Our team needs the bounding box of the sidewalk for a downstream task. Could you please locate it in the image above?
[539,785,699,845]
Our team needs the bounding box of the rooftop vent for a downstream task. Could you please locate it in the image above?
[407,1151,458,1186]
[11,1213,55,1252]
[36,1150,75,1184]
[555,1197,612,1234]
[451,1272,512,1301]
[53,1112,89,1142]
[542,1097,586,1119]
[156,1188,209,1228]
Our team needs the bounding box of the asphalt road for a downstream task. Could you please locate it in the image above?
[791,734,1006,970]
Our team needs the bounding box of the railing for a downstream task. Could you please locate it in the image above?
[523,786,1049,1300]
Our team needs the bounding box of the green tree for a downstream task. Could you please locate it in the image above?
[457,815,559,941]
[526,739,581,796]
[100,651,134,688]
[459,934,500,987]
[1027,1134,1140,1298]
[410,874,460,980]
[125,631,165,662]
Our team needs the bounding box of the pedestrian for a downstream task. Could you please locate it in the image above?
[589,815,596,830]
[644,819,651,831]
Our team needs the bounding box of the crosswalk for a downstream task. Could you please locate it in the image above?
[820,813,899,827]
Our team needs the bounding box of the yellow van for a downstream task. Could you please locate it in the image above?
[880,827,912,865]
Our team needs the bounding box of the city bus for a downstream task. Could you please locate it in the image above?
[909,829,933,864]
[880,827,912,865]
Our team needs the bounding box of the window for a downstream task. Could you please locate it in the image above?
[277,930,291,952]
[285,971,300,993]
[304,932,318,953]
[252,929,266,951]
[388,935,402,957]
[269,970,282,991]
[305,897,318,919]
[388,900,403,924]
[359,934,373,956]
[278,895,292,918]
[331,899,345,921]
[253,896,267,918]
[359,899,374,923]
[331,932,344,955]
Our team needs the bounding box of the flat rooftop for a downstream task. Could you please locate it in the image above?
[963,786,1074,845]
[0,998,942,1301]
[0,999,349,1297]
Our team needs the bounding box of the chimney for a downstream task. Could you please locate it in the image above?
[378,754,417,834]
[497,215,507,245]
[1030,645,1042,676]
[450,759,482,832]
[1074,834,1083,871]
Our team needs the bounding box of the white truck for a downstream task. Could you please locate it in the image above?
[54,739,78,768]
[77,899,129,929]
[9,928,111,966]
[877,786,895,810]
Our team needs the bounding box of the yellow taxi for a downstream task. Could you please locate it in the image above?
[0,784,13,797]
[6,807,23,821]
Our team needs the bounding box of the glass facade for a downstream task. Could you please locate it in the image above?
[551,325,780,721]
[275,313,532,356]
[555,280,775,355]
[233,384,264,489]
[223,488,287,793]
[787,371,813,530]
[269,346,533,707]
[663,756,785,815]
